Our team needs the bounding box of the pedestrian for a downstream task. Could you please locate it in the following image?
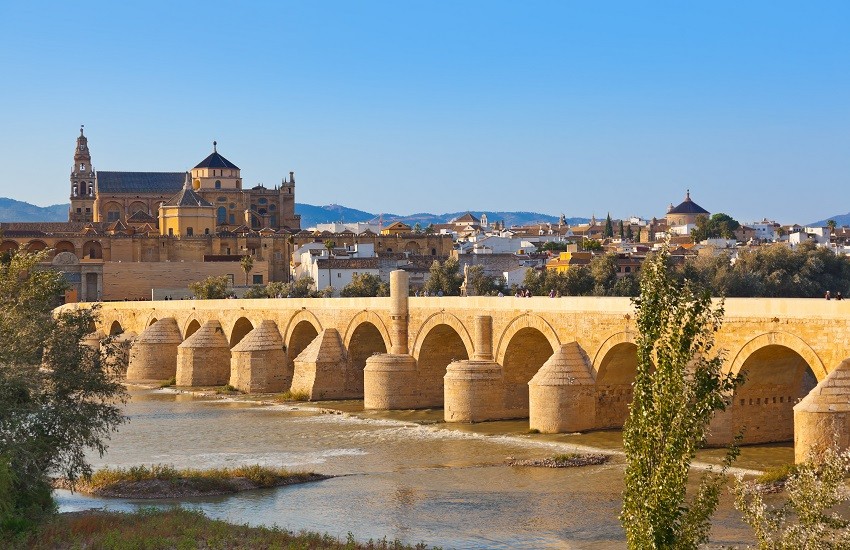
[837,292,844,301]
[826,291,832,300]
[549,289,555,298]
[437,289,444,297]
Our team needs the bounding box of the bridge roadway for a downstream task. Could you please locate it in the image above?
[64,271,850,463]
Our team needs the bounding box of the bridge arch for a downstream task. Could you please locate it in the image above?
[494,314,560,366]
[0,240,18,253]
[343,311,392,352]
[284,310,323,360]
[109,320,124,336]
[500,325,556,417]
[412,312,472,406]
[412,312,473,360]
[592,331,638,429]
[229,317,255,348]
[715,332,825,445]
[184,319,202,339]
[26,240,47,253]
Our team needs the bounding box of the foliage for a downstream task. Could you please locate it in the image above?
[86,464,312,490]
[18,507,437,550]
[0,250,126,532]
[582,238,603,251]
[522,254,638,298]
[690,213,741,243]
[242,278,318,298]
[735,447,850,548]
[541,241,570,252]
[604,214,614,238]
[423,258,463,296]
[464,265,505,296]
[620,244,742,549]
[341,273,390,297]
[239,254,254,286]
[188,275,230,299]
[316,286,336,298]
[755,463,798,485]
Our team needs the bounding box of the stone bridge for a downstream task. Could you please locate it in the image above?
[65,272,850,462]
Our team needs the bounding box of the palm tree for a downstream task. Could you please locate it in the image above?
[240,254,254,286]
[827,219,837,234]
[323,240,336,291]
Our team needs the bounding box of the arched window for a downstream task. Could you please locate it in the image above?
[215,180,221,189]
[72,185,78,197]
[258,198,268,205]
[80,163,85,171]
[186,227,193,236]
[88,184,93,196]
[217,207,227,224]
[270,215,276,227]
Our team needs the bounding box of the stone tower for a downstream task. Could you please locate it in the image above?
[69,126,96,222]
[278,171,300,230]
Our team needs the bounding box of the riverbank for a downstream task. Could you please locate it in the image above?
[14,508,436,549]
[54,464,330,499]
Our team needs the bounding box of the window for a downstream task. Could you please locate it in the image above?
[217,197,227,202]
[229,214,235,224]
[229,203,236,209]
[269,204,276,211]
[215,180,221,189]
[205,228,210,235]
[226,247,231,255]
[186,227,193,236]
[85,208,91,212]
[270,215,276,227]
[217,206,227,224]
[107,210,120,222]
[252,274,263,285]
[337,273,341,278]
[88,184,93,195]
[76,208,82,213]
[258,198,267,205]
[168,228,174,236]
[72,186,78,196]
[80,163,85,171]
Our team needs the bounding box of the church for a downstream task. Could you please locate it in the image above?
[68,126,300,232]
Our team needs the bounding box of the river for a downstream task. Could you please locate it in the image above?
[55,388,786,548]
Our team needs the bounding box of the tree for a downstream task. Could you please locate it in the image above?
[604,213,614,238]
[735,447,850,548]
[423,258,463,296]
[582,239,603,251]
[827,219,837,234]
[188,275,230,299]
[323,240,336,289]
[240,254,254,286]
[465,265,505,296]
[413,222,422,234]
[626,224,634,241]
[691,213,741,243]
[621,244,743,548]
[340,273,389,297]
[619,220,625,239]
[0,250,126,532]
[589,253,619,296]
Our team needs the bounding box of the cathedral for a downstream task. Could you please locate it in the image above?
[68,126,300,232]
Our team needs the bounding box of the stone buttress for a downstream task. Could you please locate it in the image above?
[364,270,419,409]
[528,342,596,432]
[290,328,357,399]
[229,320,290,393]
[126,318,182,381]
[176,320,230,386]
[444,315,503,422]
[794,358,850,463]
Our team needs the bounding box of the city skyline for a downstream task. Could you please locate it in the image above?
[1,1,848,224]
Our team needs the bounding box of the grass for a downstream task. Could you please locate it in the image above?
[86,464,314,491]
[16,507,439,549]
[550,453,580,462]
[278,389,311,402]
[525,428,541,434]
[756,463,798,485]
[159,376,176,388]
[215,384,239,394]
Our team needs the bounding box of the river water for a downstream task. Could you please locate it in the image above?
[55,388,787,549]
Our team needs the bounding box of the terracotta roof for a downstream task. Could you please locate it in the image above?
[452,212,480,223]
[163,186,213,207]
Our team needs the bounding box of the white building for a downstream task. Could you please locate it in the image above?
[292,242,379,295]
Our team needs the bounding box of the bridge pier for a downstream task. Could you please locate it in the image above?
[794,358,850,463]
[176,321,230,386]
[364,270,419,409]
[230,320,290,393]
[291,328,357,400]
[444,315,503,422]
[126,318,182,381]
[107,331,135,376]
[528,342,597,432]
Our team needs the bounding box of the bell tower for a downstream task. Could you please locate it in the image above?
[69,125,95,222]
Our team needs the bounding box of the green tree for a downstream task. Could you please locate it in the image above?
[423,258,463,296]
[604,213,614,238]
[189,275,231,299]
[240,254,254,286]
[413,222,422,234]
[691,213,741,243]
[589,253,619,295]
[619,220,625,239]
[735,447,850,548]
[465,265,505,296]
[0,250,126,532]
[626,224,634,241]
[621,244,742,549]
[827,219,837,234]
[340,273,390,297]
[582,238,602,251]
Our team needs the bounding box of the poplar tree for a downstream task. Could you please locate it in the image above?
[605,213,614,238]
[621,244,742,549]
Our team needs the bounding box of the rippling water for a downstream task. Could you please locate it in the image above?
[55,389,773,549]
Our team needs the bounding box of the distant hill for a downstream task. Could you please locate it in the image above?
[0,197,583,229]
[811,213,850,227]
[0,198,68,222]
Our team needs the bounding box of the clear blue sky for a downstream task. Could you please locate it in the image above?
[1,1,848,224]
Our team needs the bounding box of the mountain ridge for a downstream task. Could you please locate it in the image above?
[0,198,581,228]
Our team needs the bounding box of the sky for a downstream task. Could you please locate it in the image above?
[0,1,848,224]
